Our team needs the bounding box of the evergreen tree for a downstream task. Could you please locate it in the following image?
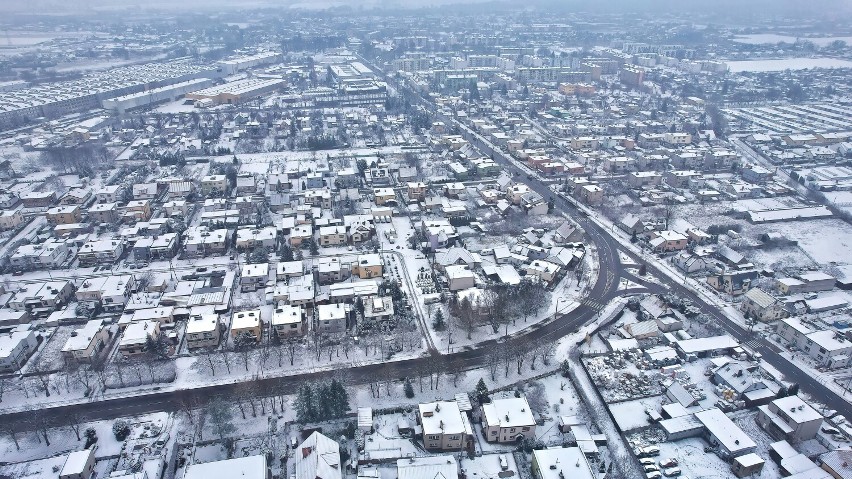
[330,379,350,417]
[432,309,446,331]
[788,383,800,396]
[295,385,316,422]
[207,398,236,441]
[279,243,294,262]
[404,378,415,398]
[317,384,333,420]
[474,378,489,403]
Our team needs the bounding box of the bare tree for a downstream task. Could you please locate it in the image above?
[0,421,21,450]
[30,357,53,397]
[0,376,7,402]
[218,350,233,374]
[447,369,466,388]
[74,364,96,395]
[233,332,257,372]
[485,349,501,381]
[65,410,87,441]
[452,297,476,340]
[285,338,299,366]
[28,411,53,446]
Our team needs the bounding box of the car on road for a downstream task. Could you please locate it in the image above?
[663,467,681,477]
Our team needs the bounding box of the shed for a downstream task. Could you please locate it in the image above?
[358,407,373,432]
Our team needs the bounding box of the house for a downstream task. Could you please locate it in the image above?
[712,360,766,398]
[293,432,340,479]
[8,281,76,316]
[163,200,188,217]
[231,310,262,342]
[373,187,397,206]
[305,189,333,209]
[201,174,229,196]
[118,320,160,357]
[236,227,278,250]
[46,205,82,225]
[819,450,852,479]
[60,448,96,479]
[525,260,560,285]
[554,221,582,243]
[575,184,603,204]
[757,395,823,442]
[482,396,536,443]
[124,199,152,221]
[96,185,123,203]
[130,306,175,325]
[62,319,109,364]
[10,241,70,270]
[184,455,267,479]
[317,257,350,284]
[397,457,458,479]
[76,275,135,311]
[706,270,759,296]
[732,453,766,478]
[272,304,307,337]
[649,230,688,252]
[277,260,304,281]
[627,171,663,188]
[436,248,481,271]
[742,288,788,322]
[418,400,474,451]
[184,227,229,257]
[290,224,313,247]
[694,408,757,459]
[445,264,476,291]
[317,303,348,333]
[672,250,712,273]
[422,219,457,250]
[619,214,645,235]
[776,317,852,369]
[531,447,596,479]
[88,202,120,224]
[319,225,347,246]
[0,208,24,231]
[353,254,383,279]
[185,314,221,349]
[407,182,428,201]
[520,192,548,215]
[363,296,394,322]
[77,239,124,266]
[132,183,159,200]
[0,329,38,373]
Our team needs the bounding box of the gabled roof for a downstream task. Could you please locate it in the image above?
[294,432,341,479]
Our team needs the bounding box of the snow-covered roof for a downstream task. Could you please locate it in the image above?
[418,401,472,436]
[482,396,535,429]
[184,455,267,479]
[294,432,341,479]
[397,456,458,479]
[60,449,94,478]
[531,447,595,479]
[694,408,756,453]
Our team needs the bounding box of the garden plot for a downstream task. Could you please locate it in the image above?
[583,351,663,403]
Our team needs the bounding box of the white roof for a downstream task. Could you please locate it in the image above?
[60,449,93,477]
[531,447,595,479]
[120,320,157,346]
[397,456,458,479]
[232,310,261,329]
[184,455,267,479]
[62,320,104,352]
[771,396,823,425]
[186,314,219,334]
[694,408,756,453]
[445,264,475,280]
[418,401,472,436]
[317,303,346,322]
[272,304,304,326]
[482,396,536,429]
[294,432,341,479]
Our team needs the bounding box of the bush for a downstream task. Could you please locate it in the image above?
[559,360,571,377]
[404,378,415,398]
[113,419,130,441]
[84,427,98,449]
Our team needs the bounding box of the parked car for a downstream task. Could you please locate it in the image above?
[643,446,661,456]
[663,467,681,477]
[646,472,662,479]
[644,465,660,473]
[640,458,656,466]
[659,458,678,468]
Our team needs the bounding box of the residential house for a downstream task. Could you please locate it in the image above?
[46,205,82,225]
[124,199,152,221]
[59,449,96,479]
[293,433,340,479]
[649,230,688,252]
[482,396,537,443]
[319,225,347,246]
[184,455,267,479]
[742,288,788,322]
[236,226,277,250]
[77,239,124,266]
[694,408,757,459]
[373,187,397,206]
[290,224,313,247]
[201,175,228,196]
[707,270,759,296]
[185,314,221,349]
[397,457,458,479]
[61,319,109,364]
[118,320,160,357]
[418,400,474,451]
[276,260,304,281]
[353,254,383,279]
[575,184,603,205]
[88,202,120,224]
[363,296,394,323]
[0,329,38,373]
[231,310,262,342]
[184,227,229,257]
[0,208,24,231]
[316,303,348,333]
[525,260,561,285]
[96,185,123,203]
[8,281,75,316]
[132,183,159,200]
[757,395,822,442]
[531,447,596,479]
[445,265,476,291]
[272,304,307,337]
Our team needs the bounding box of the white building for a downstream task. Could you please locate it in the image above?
[0,329,38,373]
[184,455,267,479]
[293,432,340,479]
[482,396,537,443]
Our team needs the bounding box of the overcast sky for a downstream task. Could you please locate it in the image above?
[0,0,850,19]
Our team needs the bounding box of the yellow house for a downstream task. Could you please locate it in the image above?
[352,253,383,279]
[231,309,262,342]
[46,205,82,225]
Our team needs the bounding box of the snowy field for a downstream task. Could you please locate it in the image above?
[733,34,852,47]
[726,58,852,72]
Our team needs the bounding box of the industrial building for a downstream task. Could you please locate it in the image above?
[186,78,285,106]
[102,78,216,114]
